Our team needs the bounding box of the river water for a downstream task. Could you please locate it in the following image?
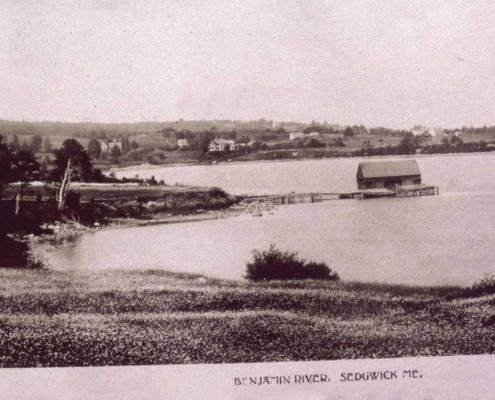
[35,153,495,286]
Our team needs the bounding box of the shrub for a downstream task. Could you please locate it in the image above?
[469,274,495,297]
[245,245,339,281]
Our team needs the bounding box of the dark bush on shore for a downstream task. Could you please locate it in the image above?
[0,237,44,269]
[245,245,339,281]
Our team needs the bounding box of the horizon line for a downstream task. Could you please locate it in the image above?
[0,117,488,131]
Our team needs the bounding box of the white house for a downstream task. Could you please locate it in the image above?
[289,132,305,141]
[208,139,236,152]
[411,126,444,138]
[411,126,427,136]
[97,140,109,153]
[98,139,122,153]
[306,131,320,138]
[177,139,189,149]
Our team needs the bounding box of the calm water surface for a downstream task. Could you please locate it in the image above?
[114,153,495,195]
[35,153,495,286]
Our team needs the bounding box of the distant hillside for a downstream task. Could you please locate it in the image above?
[0,119,170,139]
[2,118,493,143]
[0,119,306,139]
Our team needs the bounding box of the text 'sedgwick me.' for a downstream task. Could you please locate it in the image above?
[234,370,423,386]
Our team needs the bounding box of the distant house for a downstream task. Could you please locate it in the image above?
[430,127,445,138]
[289,132,305,141]
[411,126,444,138]
[98,140,109,153]
[411,126,427,136]
[329,124,346,132]
[306,131,320,138]
[356,160,422,190]
[208,139,236,152]
[177,139,189,149]
[98,139,122,154]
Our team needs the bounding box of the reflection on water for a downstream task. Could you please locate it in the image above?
[38,233,79,247]
[33,153,495,286]
[114,153,495,195]
[35,191,495,286]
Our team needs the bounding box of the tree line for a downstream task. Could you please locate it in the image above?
[357,133,491,157]
[8,134,52,154]
[0,135,106,210]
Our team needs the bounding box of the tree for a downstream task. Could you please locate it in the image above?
[130,140,139,150]
[11,149,40,183]
[87,139,102,159]
[10,135,20,151]
[306,138,325,148]
[121,136,130,153]
[0,135,12,196]
[398,133,418,154]
[43,137,52,153]
[449,135,463,150]
[251,141,261,151]
[30,134,43,153]
[57,157,72,210]
[53,139,95,182]
[200,131,215,154]
[226,131,237,140]
[54,139,103,210]
[110,144,122,159]
[238,135,250,144]
[10,150,40,214]
[343,127,355,137]
[147,175,158,185]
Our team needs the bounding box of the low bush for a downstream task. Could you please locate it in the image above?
[451,274,495,299]
[245,245,339,281]
[469,274,495,297]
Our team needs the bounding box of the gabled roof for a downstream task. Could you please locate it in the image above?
[358,159,421,178]
[212,138,235,144]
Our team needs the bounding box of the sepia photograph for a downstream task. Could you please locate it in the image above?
[0,0,494,398]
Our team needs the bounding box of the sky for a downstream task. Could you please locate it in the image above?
[0,0,494,129]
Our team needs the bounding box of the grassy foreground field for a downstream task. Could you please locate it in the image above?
[0,269,493,367]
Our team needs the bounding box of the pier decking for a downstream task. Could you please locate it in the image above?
[246,184,439,205]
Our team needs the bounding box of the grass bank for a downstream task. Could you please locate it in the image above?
[1,184,238,238]
[0,269,493,367]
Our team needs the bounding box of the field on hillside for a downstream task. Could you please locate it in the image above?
[5,130,495,169]
[0,269,493,367]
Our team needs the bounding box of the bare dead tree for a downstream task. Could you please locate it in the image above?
[15,193,21,215]
[58,157,72,210]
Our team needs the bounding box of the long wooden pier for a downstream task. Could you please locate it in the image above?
[245,184,439,205]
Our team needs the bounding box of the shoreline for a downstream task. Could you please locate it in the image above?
[107,149,495,175]
[29,196,278,244]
